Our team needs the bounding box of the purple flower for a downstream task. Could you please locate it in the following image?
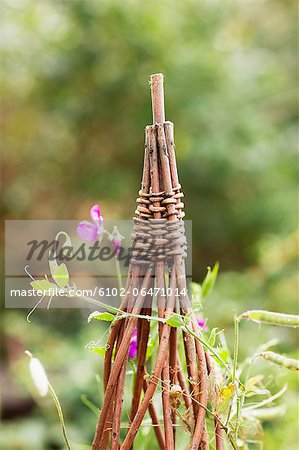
[129,328,138,359]
[197,316,207,330]
[77,204,103,243]
[110,226,124,256]
[113,238,122,256]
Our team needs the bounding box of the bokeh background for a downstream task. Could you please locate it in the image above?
[1,0,298,449]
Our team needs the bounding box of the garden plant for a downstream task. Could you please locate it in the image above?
[25,75,298,450]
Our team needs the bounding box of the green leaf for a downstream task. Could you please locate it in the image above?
[30,279,57,295]
[208,327,219,346]
[218,347,230,364]
[216,383,236,414]
[166,313,184,328]
[53,263,69,288]
[202,262,219,299]
[87,311,115,323]
[190,282,202,308]
[89,346,106,358]
[145,336,155,361]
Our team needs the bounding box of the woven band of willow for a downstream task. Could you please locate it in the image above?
[130,219,187,265]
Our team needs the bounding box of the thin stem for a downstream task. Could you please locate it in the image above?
[48,383,72,450]
[225,314,239,433]
[232,314,239,384]
[69,290,168,324]
[81,394,99,416]
[67,293,123,315]
[115,256,123,291]
[184,325,229,371]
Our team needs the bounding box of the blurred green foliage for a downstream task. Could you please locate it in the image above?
[1,0,297,449]
[2,0,297,271]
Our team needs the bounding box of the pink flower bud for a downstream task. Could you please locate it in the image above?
[197,316,207,330]
[90,204,101,222]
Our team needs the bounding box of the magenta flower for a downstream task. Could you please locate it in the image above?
[129,328,138,359]
[90,204,101,222]
[197,316,207,330]
[77,204,103,243]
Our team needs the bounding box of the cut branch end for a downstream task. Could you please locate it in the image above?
[150,73,165,124]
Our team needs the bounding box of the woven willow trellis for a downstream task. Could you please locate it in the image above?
[92,74,223,450]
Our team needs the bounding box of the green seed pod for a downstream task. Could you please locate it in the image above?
[259,351,299,372]
[240,310,299,327]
